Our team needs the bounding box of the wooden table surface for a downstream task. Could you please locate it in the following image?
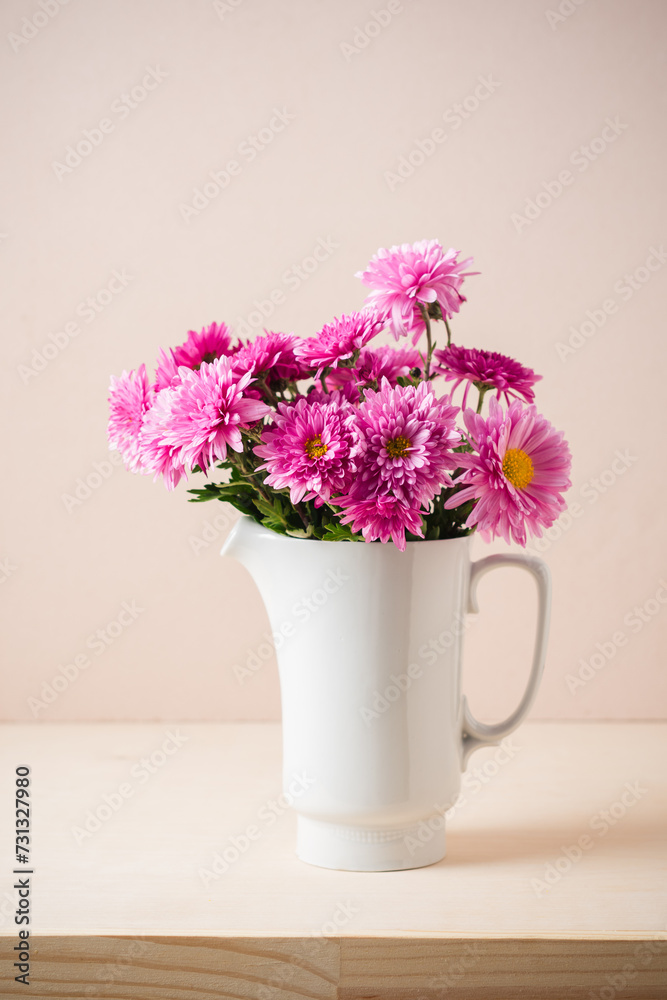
[0,721,665,998]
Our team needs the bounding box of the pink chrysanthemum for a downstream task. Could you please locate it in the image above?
[172,321,236,370]
[107,365,154,472]
[305,380,361,407]
[356,240,476,343]
[254,394,357,505]
[434,344,541,408]
[327,344,423,391]
[154,347,181,391]
[138,387,188,490]
[296,311,385,377]
[339,495,424,551]
[232,331,309,384]
[341,379,460,509]
[144,357,270,477]
[445,398,572,546]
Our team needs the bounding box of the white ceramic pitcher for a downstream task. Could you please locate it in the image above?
[222,515,551,871]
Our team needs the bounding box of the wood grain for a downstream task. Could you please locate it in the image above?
[1,934,666,998]
[0,722,665,997]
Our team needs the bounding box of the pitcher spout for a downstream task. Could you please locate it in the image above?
[220,515,296,624]
[220,516,245,562]
[220,514,268,566]
[220,514,283,575]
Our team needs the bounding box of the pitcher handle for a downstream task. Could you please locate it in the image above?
[461,553,551,767]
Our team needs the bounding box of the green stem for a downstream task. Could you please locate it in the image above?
[234,451,273,505]
[294,503,310,531]
[418,304,434,378]
[258,377,279,407]
[476,386,489,413]
[444,317,453,347]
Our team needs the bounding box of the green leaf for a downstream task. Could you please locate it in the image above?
[321,522,358,542]
[187,480,255,504]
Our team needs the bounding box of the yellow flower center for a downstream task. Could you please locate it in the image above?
[386,435,411,459]
[304,434,327,459]
[502,448,534,489]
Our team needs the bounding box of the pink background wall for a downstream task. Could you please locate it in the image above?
[2,0,666,722]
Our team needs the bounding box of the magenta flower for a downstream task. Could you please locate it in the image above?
[172,321,236,370]
[339,495,424,551]
[232,331,309,384]
[144,357,270,477]
[356,240,476,342]
[296,311,385,377]
[445,398,572,546]
[434,344,541,408]
[327,343,423,391]
[305,380,361,407]
[138,387,188,490]
[343,379,460,508]
[254,394,357,505]
[107,365,154,472]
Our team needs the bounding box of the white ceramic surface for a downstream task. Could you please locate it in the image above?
[222,515,551,871]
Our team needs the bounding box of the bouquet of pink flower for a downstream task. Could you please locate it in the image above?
[108,239,571,550]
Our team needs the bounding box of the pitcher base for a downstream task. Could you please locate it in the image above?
[296,816,446,871]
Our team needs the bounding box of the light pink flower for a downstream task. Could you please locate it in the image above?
[296,311,385,377]
[172,321,236,370]
[445,398,572,546]
[155,348,181,391]
[143,357,270,478]
[356,240,476,342]
[232,331,309,384]
[107,365,154,472]
[434,344,541,408]
[254,394,357,505]
[343,379,460,508]
[138,387,188,490]
[338,496,424,551]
